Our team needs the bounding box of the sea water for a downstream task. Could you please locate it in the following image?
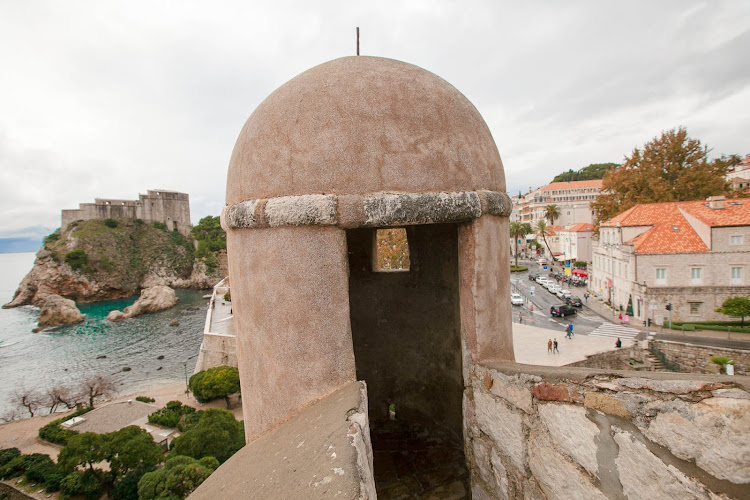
[0,252,208,417]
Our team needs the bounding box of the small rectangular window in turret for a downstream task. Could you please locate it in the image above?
[373,228,410,272]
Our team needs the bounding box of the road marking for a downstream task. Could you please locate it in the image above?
[588,322,640,340]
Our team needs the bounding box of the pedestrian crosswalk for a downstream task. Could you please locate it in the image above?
[588,322,640,340]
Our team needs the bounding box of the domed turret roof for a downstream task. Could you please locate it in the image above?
[227,56,505,204]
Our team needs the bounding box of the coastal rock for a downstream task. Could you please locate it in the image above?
[36,294,84,328]
[108,285,178,321]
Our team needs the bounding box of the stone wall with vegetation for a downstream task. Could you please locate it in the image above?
[465,362,750,499]
[652,340,750,376]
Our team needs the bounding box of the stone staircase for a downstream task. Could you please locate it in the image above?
[645,350,666,371]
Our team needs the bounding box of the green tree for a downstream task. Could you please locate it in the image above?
[192,216,226,257]
[170,409,244,463]
[544,204,561,226]
[552,163,618,182]
[715,296,750,326]
[535,220,556,263]
[509,221,532,267]
[189,366,240,407]
[65,249,89,271]
[104,426,163,478]
[138,455,218,500]
[592,128,738,223]
[57,432,108,483]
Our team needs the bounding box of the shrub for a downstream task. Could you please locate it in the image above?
[104,218,119,228]
[25,456,64,492]
[189,366,240,406]
[574,261,587,269]
[64,249,89,271]
[0,453,53,480]
[135,218,144,226]
[98,255,114,271]
[38,406,94,445]
[170,409,244,463]
[153,222,168,231]
[60,469,103,500]
[44,230,61,246]
[148,401,195,428]
[136,396,155,403]
[0,447,20,467]
[510,265,528,272]
[710,356,735,368]
[223,291,231,302]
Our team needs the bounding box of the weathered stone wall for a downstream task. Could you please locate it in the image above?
[653,339,750,375]
[62,190,191,236]
[566,343,654,371]
[0,482,33,500]
[465,362,750,499]
[193,333,237,373]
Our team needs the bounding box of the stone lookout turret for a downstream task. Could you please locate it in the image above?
[217,55,513,496]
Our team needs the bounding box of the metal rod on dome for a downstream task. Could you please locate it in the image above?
[356,27,360,55]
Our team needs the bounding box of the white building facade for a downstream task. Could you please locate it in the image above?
[590,196,750,326]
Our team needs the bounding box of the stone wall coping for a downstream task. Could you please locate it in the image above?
[481,361,750,391]
[221,190,512,230]
[654,338,750,353]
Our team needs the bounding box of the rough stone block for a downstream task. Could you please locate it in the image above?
[528,431,607,500]
[487,370,534,414]
[533,382,570,402]
[473,388,525,471]
[643,397,750,484]
[538,404,599,476]
[614,428,714,499]
[489,449,510,500]
[584,392,631,420]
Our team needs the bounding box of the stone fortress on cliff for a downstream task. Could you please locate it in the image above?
[61,189,191,236]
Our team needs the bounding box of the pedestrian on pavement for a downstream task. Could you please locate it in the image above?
[624,314,630,326]
[618,312,623,323]
[553,339,559,353]
[615,338,622,348]
[519,312,523,324]
[547,339,552,354]
[584,292,589,303]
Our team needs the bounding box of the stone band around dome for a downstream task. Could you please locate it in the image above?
[221,190,512,230]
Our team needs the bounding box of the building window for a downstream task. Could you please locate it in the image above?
[373,228,410,272]
[689,302,701,316]
[656,268,666,285]
[730,235,743,245]
[731,267,742,285]
[691,267,702,285]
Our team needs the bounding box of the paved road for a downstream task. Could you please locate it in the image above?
[511,264,607,336]
[654,332,750,350]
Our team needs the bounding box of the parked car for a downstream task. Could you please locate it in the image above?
[556,289,570,299]
[537,258,547,265]
[548,284,561,295]
[566,297,583,308]
[528,274,539,281]
[550,304,577,317]
[535,276,547,285]
[511,293,524,306]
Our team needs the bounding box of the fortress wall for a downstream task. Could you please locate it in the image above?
[652,340,750,375]
[465,362,750,499]
[61,190,191,235]
[193,333,237,373]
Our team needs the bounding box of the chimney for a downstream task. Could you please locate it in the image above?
[707,196,726,210]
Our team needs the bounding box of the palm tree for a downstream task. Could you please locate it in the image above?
[545,204,561,226]
[509,222,533,267]
[535,220,556,264]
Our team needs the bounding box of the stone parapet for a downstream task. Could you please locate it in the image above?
[465,362,750,499]
[652,339,750,375]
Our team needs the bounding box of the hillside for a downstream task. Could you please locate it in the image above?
[3,218,224,315]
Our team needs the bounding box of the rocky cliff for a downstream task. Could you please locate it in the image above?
[3,219,223,328]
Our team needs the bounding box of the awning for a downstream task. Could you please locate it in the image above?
[572,269,588,277]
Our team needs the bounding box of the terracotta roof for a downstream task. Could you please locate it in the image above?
[540,179,603,191]
[545,224,564,235]
[564,223,595,232]
[601,198,750,254]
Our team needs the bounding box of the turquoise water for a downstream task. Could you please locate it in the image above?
[0,252,209,417]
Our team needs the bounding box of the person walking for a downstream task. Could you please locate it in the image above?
[553,338,559,354]
[615,338,622,348]
[519,311,523,324]
[547,339,552,354]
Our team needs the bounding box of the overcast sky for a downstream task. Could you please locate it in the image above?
[1,0,748,239]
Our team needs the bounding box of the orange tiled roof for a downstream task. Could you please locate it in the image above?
[601,198,750,254]
[564,223,595,232]
[546,224,564,235]
[540,179,603,191]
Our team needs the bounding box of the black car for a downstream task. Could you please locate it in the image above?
[528,273,539,281]
[566,297,583,308]
[550,304,577,317]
